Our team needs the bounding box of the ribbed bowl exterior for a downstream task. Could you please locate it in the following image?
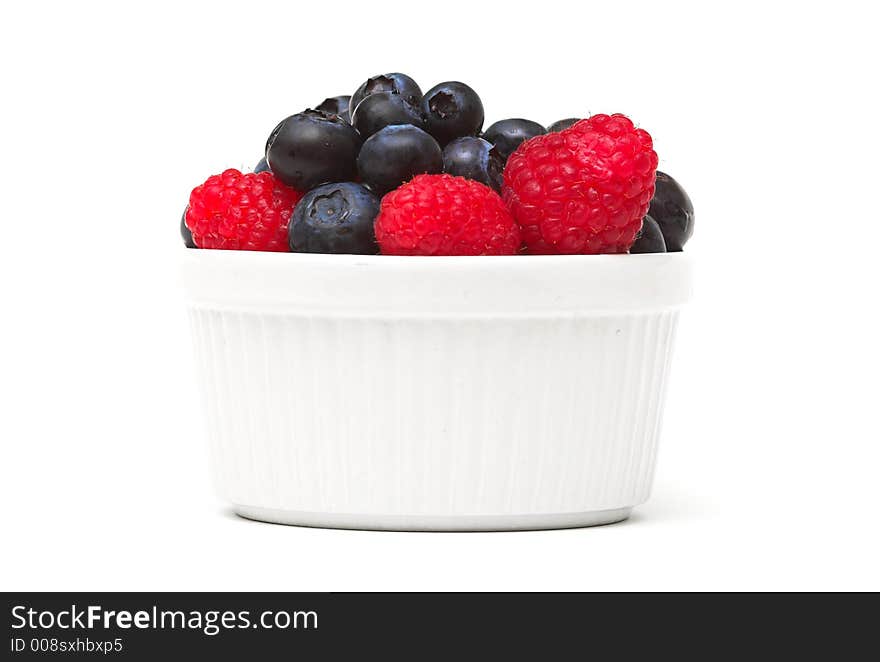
[182,251,692,530]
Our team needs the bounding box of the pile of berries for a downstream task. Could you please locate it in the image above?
[182,73,693,255]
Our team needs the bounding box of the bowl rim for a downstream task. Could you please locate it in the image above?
[181,247,691,267]
[180,248,693,316]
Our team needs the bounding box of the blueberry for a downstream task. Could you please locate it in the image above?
[351,73,422,115]
[316,95,352,123]
[629,215,667,253]
[442,137,503,192]
[266,110,362,191]
[265,118,284,154]
[420,81,484,146]
[482,118,546,162]
[290,182,379,254]
[548,118,580,132]
[357,125,442,195]
[648,171,694,251]
[181,208,197,248]
[254,156,270,173]
[350,92,425,139]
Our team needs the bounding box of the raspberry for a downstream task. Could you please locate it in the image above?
[502,113,658,254]
[374,174,521,255]
[185,169,302,251]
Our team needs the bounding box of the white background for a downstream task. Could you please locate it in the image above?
[1,0,878,591]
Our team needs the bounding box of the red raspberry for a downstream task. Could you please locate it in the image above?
[374,174,521,255]
[185,169,303,251]
[502,113,658,254]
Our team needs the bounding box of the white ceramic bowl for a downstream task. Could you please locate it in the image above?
[182,250,692,531]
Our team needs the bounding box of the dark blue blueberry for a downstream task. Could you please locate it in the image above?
[254,156,270,173]
[181,208,196,248]
[351,73,422,116]
[351,92,425,139]
[266,110,362,191]
[290,182,379,254]
[548,118,580,132]
[482,118,546,162]
[420,81,484,146]
[442,137,503,192]
[357,124,442,195]
[629,215,667,253]
[316,95,352,123]
[265,118,284,154]
[648,171,694,251]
